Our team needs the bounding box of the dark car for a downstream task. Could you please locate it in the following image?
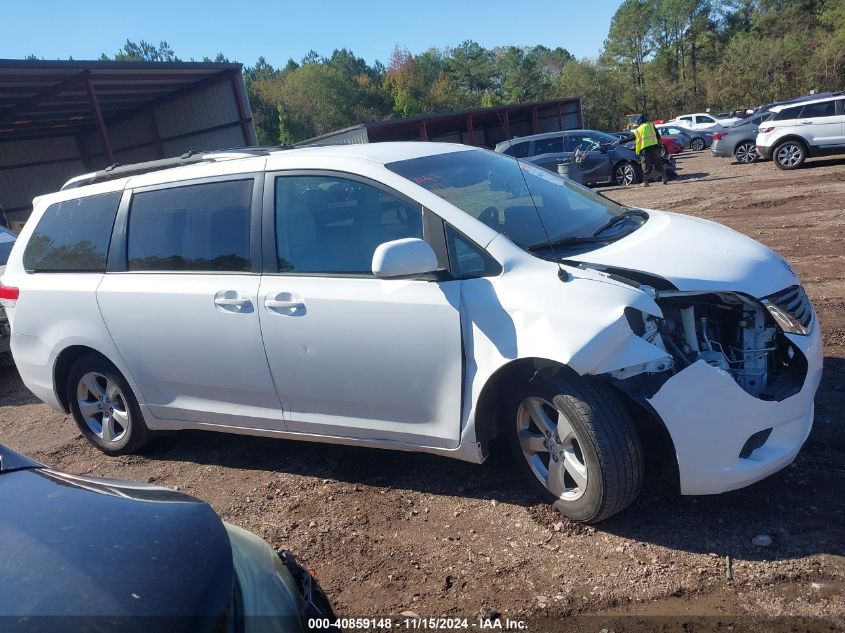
[0,444,337,632]
[495,129,676,187]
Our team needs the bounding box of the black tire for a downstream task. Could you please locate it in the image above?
[505,370,644,523]
[67,353,150,455]
[734,141,758,164]
[690,137,705,151]
[773,139,806,170]
[613,161,641,186]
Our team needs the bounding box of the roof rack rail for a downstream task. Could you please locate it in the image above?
[60,146,292,190]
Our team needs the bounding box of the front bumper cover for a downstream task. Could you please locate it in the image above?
[646,326,822,495]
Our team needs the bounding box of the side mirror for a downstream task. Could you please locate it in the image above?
[598,144,609,153]
[372,238,439,279]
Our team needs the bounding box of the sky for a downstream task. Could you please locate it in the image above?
[0,0,623,67]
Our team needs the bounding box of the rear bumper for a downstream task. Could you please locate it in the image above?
[710,141,732,158]
[647,325,823,495]
[10,333,65,412]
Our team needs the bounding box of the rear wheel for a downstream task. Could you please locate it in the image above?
[773,140,806,170]
[67,353,150,455]
[506,371,644,523]
[690,137,705,151]
[734,141,758,164]
[613,162,641,186]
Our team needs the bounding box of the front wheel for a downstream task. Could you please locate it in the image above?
[773,140,806,170]
[506,371,644,523]
[67,353,151,456]
[734,141,758,164]
[690,137,705,151]
[613,162,641,186]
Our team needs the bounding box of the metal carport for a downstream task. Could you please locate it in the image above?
[0,59,256,228]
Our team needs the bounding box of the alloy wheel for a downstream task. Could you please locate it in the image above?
[76,372,130,444]
[776,143,803,168]
[735,142,757,163]
[691,138,705,151]
[614,163,635,186]
[516,397,588,501]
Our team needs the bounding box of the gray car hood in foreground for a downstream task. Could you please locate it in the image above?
[569,210,797,297]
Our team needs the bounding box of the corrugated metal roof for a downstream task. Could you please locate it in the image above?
[0,59,245,142]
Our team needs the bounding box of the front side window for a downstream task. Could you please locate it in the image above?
[274,175,423,274]
[698,115,716,124]
[774,105,802,121]
[387,149,629,252]
[23,191,120,272]
[127,180,253,272]
[566,135,601,153]
[799,101,835,119]
[679,116,693,123]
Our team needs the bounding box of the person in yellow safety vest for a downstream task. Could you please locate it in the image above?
[633,119,668,187]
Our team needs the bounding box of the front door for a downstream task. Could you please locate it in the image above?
[566,134,612,184]
[97,176,285,430]
[258,172,463,448]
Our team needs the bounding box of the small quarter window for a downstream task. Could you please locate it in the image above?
[23,191,120,272]
[445,225,501,279]
[504,142,530,158]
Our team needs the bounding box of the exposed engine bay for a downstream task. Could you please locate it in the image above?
[624,291,808,401]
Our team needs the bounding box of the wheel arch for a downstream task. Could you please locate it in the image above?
[471,356,679,488]
[54,345,112,413]
[473,357,577,451]
[773,135,810,152]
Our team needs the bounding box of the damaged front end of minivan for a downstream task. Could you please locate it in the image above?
[591,272,822,496]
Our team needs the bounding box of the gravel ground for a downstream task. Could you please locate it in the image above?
[1,150,843,631]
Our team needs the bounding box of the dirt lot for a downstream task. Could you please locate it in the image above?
[1,150,844,631]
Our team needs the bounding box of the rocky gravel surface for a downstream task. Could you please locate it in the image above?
[1,150,843,631]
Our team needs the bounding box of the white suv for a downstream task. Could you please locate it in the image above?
[0,143,822,523]
[757,94,845,169]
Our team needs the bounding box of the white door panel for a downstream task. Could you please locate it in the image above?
[258,276,463,447]
[798,115,845,146]
[97,274,285,428]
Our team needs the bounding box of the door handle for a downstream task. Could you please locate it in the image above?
[799,121,813,125]
[214,291,252,310]
[265,298,305,310]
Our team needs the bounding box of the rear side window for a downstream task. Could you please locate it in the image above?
[799,100,836,118]
[533,136,564,154]
[503,142,530,158]
[127,179,253,272]
[23,192,120,272]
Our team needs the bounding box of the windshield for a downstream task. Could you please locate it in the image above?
[386,149,632,252]
[0,227,16,266]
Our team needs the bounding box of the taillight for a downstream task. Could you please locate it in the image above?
[0,282,19,302]
[713,132,727,140]
[760,127,774,133]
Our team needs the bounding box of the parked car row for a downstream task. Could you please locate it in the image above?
[495,129,677,186]
[710,92,845,169]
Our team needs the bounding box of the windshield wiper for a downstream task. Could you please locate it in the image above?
[591,208,649,237]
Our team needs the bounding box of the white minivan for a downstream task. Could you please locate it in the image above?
[0,143,822,523]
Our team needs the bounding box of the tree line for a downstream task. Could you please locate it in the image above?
[97,0,844,143]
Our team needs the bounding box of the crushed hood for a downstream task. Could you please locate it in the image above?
[571,210,798,298]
